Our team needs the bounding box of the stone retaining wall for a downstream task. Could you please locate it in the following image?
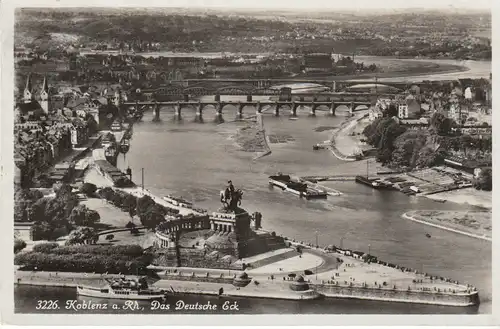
[313,284,479,307]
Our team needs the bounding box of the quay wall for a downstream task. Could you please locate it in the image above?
[312,284,480,307]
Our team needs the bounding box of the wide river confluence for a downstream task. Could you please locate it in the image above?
[15,59,492,313]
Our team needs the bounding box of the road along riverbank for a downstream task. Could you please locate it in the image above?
[402,211,492,242]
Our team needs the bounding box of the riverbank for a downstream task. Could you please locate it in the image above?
[423,188,492,209]
[402,210,491,242]
[328,111,371,162]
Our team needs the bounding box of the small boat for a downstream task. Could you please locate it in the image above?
[162,195,193,209]
[110,120,123,132]
[77,277,166,300]
[289,117,298,120]
[425,233,432,238]
[119,139,130,153]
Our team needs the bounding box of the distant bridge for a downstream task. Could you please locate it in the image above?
[136,78,414,99]
[124,100,371,122]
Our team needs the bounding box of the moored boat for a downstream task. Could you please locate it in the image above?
[162,195,194,209]
[77,277,166,300]
[269,173,327,199]
[120,139,130,153]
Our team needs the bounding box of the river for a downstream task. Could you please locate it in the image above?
[15,93,491,314]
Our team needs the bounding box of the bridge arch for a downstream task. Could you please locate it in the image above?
[183,86,209,96]
[216,85,256,95]
[353,104,370,111]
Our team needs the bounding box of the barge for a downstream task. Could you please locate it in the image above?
[77,277,166,301]
[269,173,327,199]
[355,175,392,189]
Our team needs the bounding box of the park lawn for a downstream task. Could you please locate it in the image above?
[103,229,156,249]
[81,198,132,229]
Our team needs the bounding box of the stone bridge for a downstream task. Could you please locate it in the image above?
[124,100,371,122]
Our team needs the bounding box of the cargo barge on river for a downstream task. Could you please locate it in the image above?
[269,173,327,199]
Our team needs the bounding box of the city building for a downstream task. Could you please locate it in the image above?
[398,97,421,119]
[302,53,333,73]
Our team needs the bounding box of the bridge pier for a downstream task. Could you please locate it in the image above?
[195,102,204,123]
[290,102,298,117]
[332,81,337,92]
[214,102,224,123]
[153,103,160,122]
[256,101,262,114]
[329,102,336,116]
[349,102,354,117]
[274,102,280,116]
[309,102,317,116]
[247,95,253,102]
[237,102,244,119]
[173,102,183,121]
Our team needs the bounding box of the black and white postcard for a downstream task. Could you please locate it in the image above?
[1,0,496,326]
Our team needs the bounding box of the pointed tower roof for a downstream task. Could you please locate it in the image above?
[41,75,49,93]
[25,74,33,92]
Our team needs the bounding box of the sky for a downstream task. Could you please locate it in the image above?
[110,0,492,11]
[9,0,492,11]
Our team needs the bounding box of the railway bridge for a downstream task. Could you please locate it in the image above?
[124,100,371,122]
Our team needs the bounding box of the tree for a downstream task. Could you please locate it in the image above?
[68,204,101,227]
[79,183,97,197]
[14,239,27,253]
[123,194,137,214]
[383,104,398,117]
[473,168,492,191]
[66,227,99,245]
[140,207,165,230]
[430,112,454,136]
[30,221,54,241]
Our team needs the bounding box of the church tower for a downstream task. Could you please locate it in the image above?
[40,75,49,114]
[23,74,34,103]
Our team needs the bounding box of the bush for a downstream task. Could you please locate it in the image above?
[79,183,97,197]
[14,239,27,253]
[33,242,59,253]
[473,168,492,191]
[14,251,151,274]
[105,234,114,240]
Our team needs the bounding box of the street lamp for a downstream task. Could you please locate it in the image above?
[368,244,371,255]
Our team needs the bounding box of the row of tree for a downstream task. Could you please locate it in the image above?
[14,244,153,274]
[363,112,492,190]
[33,243,144,257]
[97,187,180,230]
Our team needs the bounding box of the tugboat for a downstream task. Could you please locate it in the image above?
[77,277,166,300]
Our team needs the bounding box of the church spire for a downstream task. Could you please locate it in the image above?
[41,75,49,93]
[23,74,34,103]
[25,74,32,92]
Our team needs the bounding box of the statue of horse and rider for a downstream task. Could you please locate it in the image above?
[220,180,243,212]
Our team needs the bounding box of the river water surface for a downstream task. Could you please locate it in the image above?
[15,95,491,314]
